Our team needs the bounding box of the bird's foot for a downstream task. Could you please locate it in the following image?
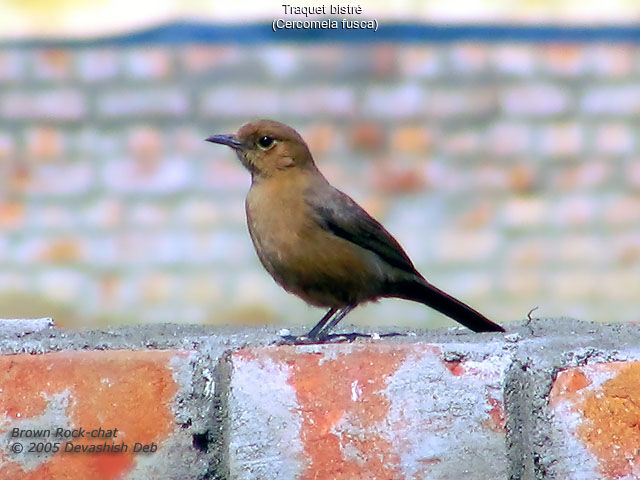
[279,334,319,345]
[279,331,405,345]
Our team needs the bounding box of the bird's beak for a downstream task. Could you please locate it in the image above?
[205,134,243,150]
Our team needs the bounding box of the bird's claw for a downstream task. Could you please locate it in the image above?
[279,331,405,345]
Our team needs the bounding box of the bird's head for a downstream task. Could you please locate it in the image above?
[206,119,315,179]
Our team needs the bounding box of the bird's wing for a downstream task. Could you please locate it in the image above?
[306,184,418,275]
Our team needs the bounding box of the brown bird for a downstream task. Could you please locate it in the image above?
[206,119,505,340]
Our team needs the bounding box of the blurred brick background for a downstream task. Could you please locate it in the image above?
[0,32,639,329]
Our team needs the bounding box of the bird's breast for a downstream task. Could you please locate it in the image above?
[244,176,384,307]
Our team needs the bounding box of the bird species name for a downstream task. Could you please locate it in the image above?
[282,4,363,16]
[275,3,376,31]
[273,18,377,31]
[11,426,118,438]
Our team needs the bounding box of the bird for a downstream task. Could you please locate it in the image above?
[206,119,505,340]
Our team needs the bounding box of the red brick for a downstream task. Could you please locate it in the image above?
[0,202,25,229]
[587,45,635,77]
[540,45,589,76]
[369,158,426,194]
[550,362,640,479]
[348,123,385,152]
[31,50,73,80]
[390,125,431,154]
[449,44,491,75]
[26,127,64,159]
[228,343,508,479]
[123,48,173,79]
[398,46,441,78]
[180,45,243,74]
[0,350,191,480]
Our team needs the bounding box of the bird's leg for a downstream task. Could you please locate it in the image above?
[314,304,356,340]
[305,308,337,339]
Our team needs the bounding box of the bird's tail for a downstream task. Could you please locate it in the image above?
[389,279,505,333]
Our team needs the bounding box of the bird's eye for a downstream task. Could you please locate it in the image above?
[257,136,275,150]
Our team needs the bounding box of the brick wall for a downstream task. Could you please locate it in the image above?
[0,27,639,328]
[3,318,640,479]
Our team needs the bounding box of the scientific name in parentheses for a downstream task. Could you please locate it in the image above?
[273,4,378,31]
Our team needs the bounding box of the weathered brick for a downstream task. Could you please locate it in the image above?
[36,268,87,303]
[199,158,250,192]
[581,85,640,115]
[397,46,441,78]
[487,122,532,155]
[369,158,426,194]
[183,231,254,265]
[123,47,173,79]
[538,122,583,156]
[76,49,120,82]
[30,49,73,81]
[539,45,589,76]
[452,200,495,229]
[0,131,15,160]
[128,125,164,162]
[550,195,598,226]
[0,349,195,479]
[549,362,640,479]
[181,273,225,305]
[26,126,65,159]
[603,196,640,225]
[390,125,431,154]
[0,202,25,230]
[227,342,509,479]
[610,233,640,265]
[175,198,221,228]
[347,122,385,152]
[0,89,86,121]
[438,129,483,155]
[553,235,602,265]
[80,199,123,229]
[128,202,172,228]
[550,271,600,299]
[448,44,491,75]
[281,87,356,117]
[96,88,189,118]
[508,163,537,193]
[180,45,245,75]
[501,84,570,116]
[298,123,338,156]
[139,273,175,303]
[363,84,425,118]
[586,45,634,77]
[31,204,76,230]
[627,160,640,189]
[0,50,25,81]
[258,46,301,80]
[594,123,634,155]
[200,87,280,117]
[26,163,95,196]
[492,45,537,76]
[498,270,544,296]
[38,237,87,264]
[550,160,611,191]
[435,230,499,263]
[598,270,640,300]
[501,197,547,228]
[426,87,496,118]
[102,157,192,194]
[507,238,549,267]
